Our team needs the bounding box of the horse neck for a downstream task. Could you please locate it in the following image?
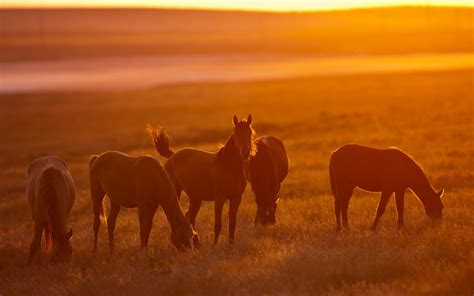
[408,163,435,206]
[160,190,187,232]
[218,136,245,171]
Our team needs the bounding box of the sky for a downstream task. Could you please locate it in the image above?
[2,0,473,11]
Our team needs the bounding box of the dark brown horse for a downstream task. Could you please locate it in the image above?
[247,136,289,225]
[149,115,255,244]
[89,151,198,252]
[26,156,75,265]
[329,144,444,231]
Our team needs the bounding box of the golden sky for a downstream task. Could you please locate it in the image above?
[2,0,473,10]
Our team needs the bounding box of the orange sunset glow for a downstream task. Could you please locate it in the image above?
[0,1,473,295]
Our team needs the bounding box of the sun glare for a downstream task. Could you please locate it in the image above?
[1,0,473,10]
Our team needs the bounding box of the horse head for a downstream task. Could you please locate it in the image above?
[425,188,444,220]
[232,114,255,160]
[171,221,200,252]
[51,228,73,263]
[257,196,280,226]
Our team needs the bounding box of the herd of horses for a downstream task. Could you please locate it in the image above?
[25,114,444,265]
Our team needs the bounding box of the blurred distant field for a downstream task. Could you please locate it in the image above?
[0,68,473,295]
[1,7,473,62]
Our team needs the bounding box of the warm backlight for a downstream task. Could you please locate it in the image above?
[1,0,473,10]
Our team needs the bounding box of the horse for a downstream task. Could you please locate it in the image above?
[329,144,444,231]
[26,156,75,265]
[149,114,255,244]
[89,151,199,253]
[246,136,289,225]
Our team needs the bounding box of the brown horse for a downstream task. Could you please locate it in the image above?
[247,136,289,225]
[89,151,198,252]
[26,156,75,265]
[329,144,444,231]
[149,114,255,244]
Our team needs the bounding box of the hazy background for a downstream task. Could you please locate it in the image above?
[1,7,473,92]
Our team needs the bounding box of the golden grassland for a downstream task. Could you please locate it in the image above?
[0,69,473,295]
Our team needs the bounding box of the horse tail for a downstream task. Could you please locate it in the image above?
[98,199,107,224]
[88,156,107,224]
[38,166,63,247]
[89,155,98,167]
[147,124,175,158]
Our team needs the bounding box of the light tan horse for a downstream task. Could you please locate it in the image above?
[247,136,289,225]
[89,151,198,252]
[329,144,444,231]
[26,156,75,265]
[149,115,255,244]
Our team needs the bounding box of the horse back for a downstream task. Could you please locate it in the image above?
[27,156,75,221]
[330,144,415,191]
[91,151,173,207]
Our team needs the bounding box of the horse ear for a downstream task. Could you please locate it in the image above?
[437,189,444,198]
[247,114,253,125]
[233,115,239,126]
[275,196,281,204]
[67,228,73,239]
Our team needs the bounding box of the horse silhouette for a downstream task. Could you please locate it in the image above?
[89,151,198,252]
[247,136,289,225]
[329,144,444,231]
[26,156,75,265]
[149,114,255,244]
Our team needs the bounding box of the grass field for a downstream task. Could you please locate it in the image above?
[0,69,473,295]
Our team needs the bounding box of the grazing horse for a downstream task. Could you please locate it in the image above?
[247,136,289,225]
[149,114,255,244]
[89,151,198,252]
[26,156,75,265]
[329,144,444,231]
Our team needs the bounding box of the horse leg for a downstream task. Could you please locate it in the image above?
[335,195,342,231]
[91,183,105,254]
[213,199,225,245]
[28,222,43,266]
[371,191,392,231]
[44,223,52,252]
[341,188,353,229]
[185,199,201,227]
[229,196,242,243]
[395,189,405,230]
[107,202,121,253]
[138,205,156,250]
[175,186,182,201]
[254,207,261,226]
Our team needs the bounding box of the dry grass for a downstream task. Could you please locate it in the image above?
[0,69,473,295]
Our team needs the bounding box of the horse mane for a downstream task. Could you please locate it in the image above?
[399,149,439,206]
[401,150,432,189]
[39,167,63,242]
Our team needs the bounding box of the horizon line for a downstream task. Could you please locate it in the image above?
[1,3,473,13]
